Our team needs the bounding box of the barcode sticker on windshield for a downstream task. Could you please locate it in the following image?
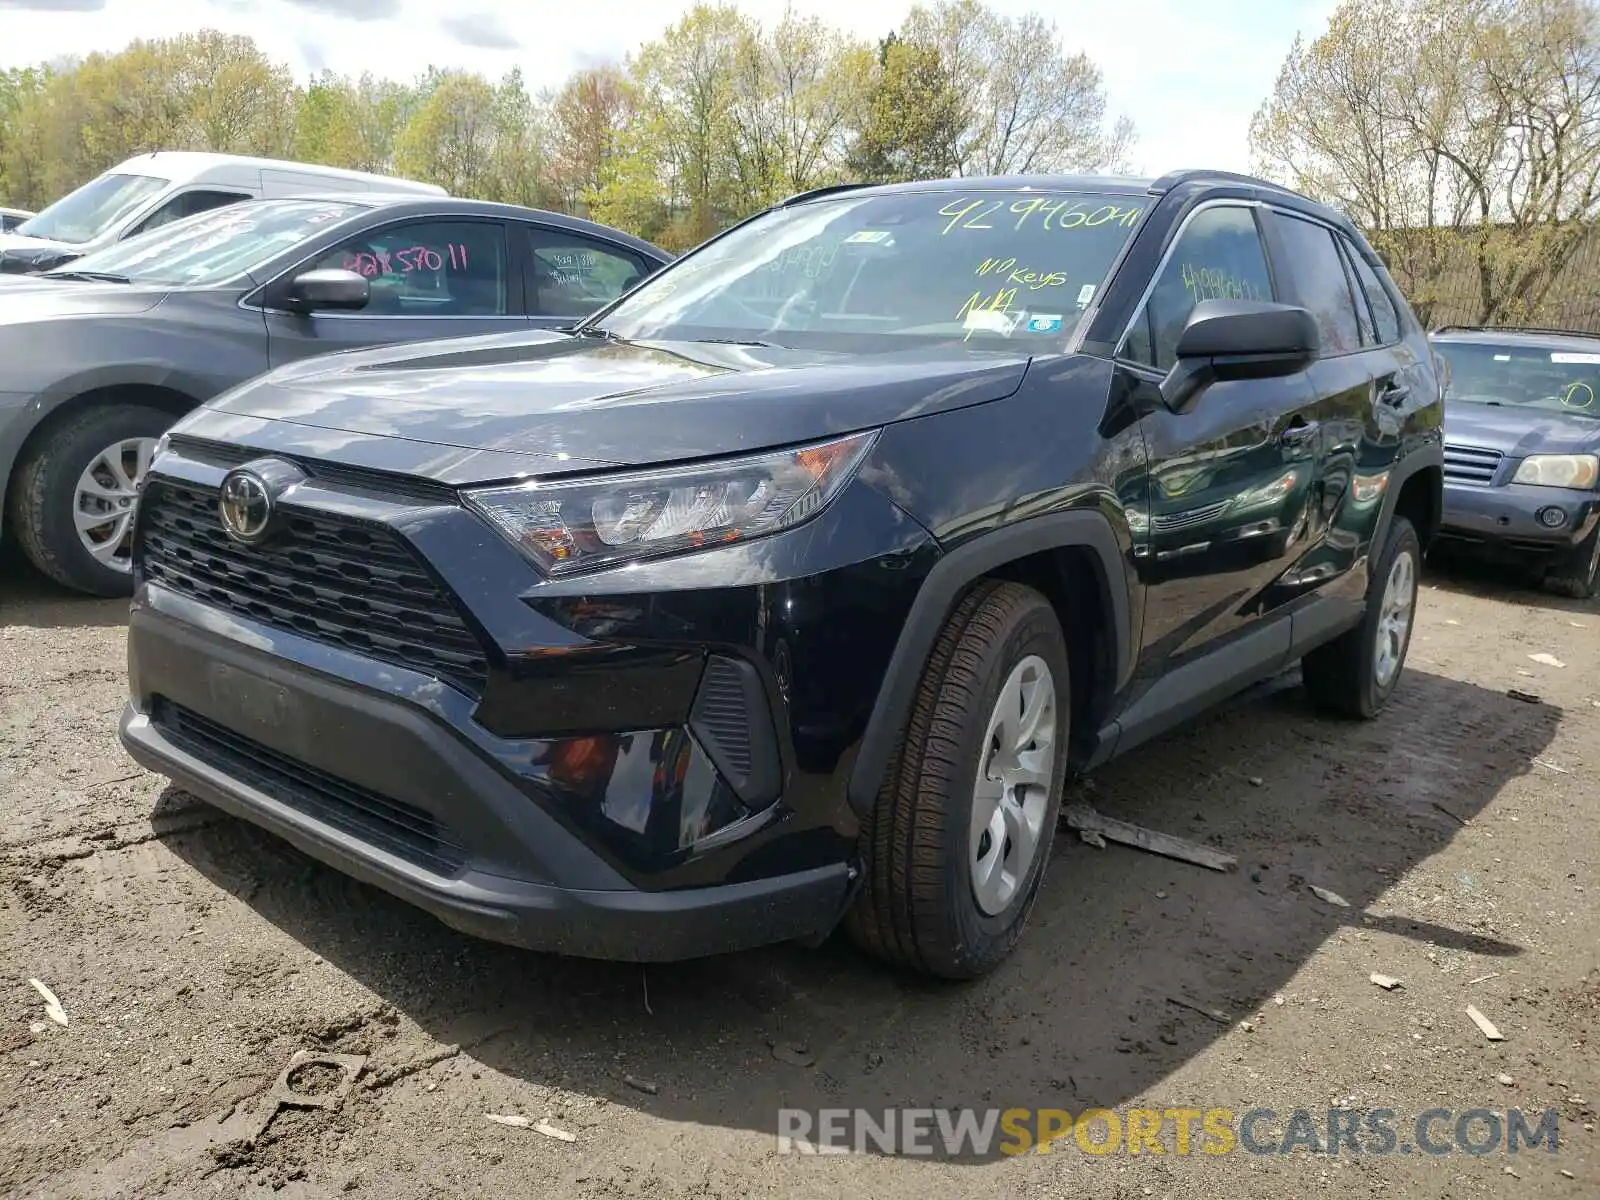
[1550,352,1600,364]
[845,230,891,244]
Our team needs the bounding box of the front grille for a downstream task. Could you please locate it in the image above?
[1443,443,1505,484]
[154,699,468,876]
[166,436,455,505]
[139,480,489,696]
[1153,498,1232,533]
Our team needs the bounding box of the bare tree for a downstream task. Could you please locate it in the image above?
[1252,0,1600,325]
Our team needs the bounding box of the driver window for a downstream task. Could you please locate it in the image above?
[1122,206,1274,371]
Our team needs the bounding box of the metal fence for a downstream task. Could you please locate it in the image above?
[1377,224,1600,334]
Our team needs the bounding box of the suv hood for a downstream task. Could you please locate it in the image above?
[1446,400,1600,457]
[202,330,1033,483]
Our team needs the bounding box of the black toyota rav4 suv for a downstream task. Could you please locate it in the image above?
[120,170,1444,980]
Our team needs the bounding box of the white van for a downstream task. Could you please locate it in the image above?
[0,152,446,272]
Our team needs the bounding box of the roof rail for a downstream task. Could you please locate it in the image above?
[1148,169,1295,196]
[777,182,878,207]
[1431,324,1600,339]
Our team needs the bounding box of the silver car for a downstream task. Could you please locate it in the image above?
[0,194,670,595]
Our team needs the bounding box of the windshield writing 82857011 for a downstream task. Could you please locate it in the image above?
[342,243,471,277]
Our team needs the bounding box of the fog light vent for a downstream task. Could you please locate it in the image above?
[689,654,782,808]
[1537,506,1568,529]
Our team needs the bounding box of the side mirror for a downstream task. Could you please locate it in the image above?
[1160,299,1320,413]
[287,268,370,313]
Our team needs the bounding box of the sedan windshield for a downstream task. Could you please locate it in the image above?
[1436,341,1600,419]
[592,187,1151,352]
[15,173,168,244]
[45,199,365,287]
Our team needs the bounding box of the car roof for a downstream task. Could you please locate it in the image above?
[265,193,673,261]
[1430,325,1600,352]
[108,151,443,192]
[775,169,1352,233]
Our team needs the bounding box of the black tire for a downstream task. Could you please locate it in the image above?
[1302,515,1421,719]
[845,580,1070,980]
[1544,523,1600,600]
[11,404,173,597]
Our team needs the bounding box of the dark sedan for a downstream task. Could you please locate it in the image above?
[1431,325,1600,597]
[0,194,671,596]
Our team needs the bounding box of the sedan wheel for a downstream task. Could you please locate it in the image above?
[73,436,157,572]
[12,403,174,597]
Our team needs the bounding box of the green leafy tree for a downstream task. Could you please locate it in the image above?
[847,34,963,182]
[393,70,503,197]
[549,66,633,214]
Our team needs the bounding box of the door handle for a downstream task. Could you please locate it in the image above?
[1280,418,1320,444]
[1380,380,1411,407]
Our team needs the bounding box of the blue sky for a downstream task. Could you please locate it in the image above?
[0,0,1339,175]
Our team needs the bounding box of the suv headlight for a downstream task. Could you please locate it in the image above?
[465,430,878,576]
[1511,453,1599,489]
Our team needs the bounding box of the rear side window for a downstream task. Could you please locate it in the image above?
[1121,205,1275,371]
[523,227,652,317]
[1275,215,1361,356]
[1344,241,1402,345]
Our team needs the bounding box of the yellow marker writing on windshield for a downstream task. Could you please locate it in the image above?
[940,197,1145,235]
[1561,381,1596,409]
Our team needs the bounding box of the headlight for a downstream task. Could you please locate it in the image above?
[1233,470,1298,506]
[465,431,878,576]
[1511,453,1599,489]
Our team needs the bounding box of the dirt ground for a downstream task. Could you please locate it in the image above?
[2,549,1597,1200]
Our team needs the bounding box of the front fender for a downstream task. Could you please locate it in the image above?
[1373,435,1445,553]
[844,508,1133,816]
[0,365,205,533]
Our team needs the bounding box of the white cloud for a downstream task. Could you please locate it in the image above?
[0,0,1338,175]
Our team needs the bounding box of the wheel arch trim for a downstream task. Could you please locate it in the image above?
[1373,437,1445,555]
[0,371,200,532]
[845,508,1133,817]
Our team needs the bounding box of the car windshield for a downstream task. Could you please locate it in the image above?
[592,187,1151,352]
[15,172,169,244]
[1435,341,1600,420]
[46,199,365,287]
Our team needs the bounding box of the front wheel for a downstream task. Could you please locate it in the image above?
[845,580,1069,980]
[1302,515,1421,719]
[1544,522,1600,600]
[11,405,171,597]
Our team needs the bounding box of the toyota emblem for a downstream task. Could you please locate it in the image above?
[218,470,273,543]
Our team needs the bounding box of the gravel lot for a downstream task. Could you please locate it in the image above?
[2,552,1597,1199]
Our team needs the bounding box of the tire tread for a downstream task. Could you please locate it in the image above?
[846,580,1062,978]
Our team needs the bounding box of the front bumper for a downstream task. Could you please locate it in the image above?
[1438,480,1600,557]
[118,601,853,960]
[117,430,937,960]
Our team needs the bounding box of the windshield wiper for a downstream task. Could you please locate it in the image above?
[44,269,131,284]
[694,337,780,348]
